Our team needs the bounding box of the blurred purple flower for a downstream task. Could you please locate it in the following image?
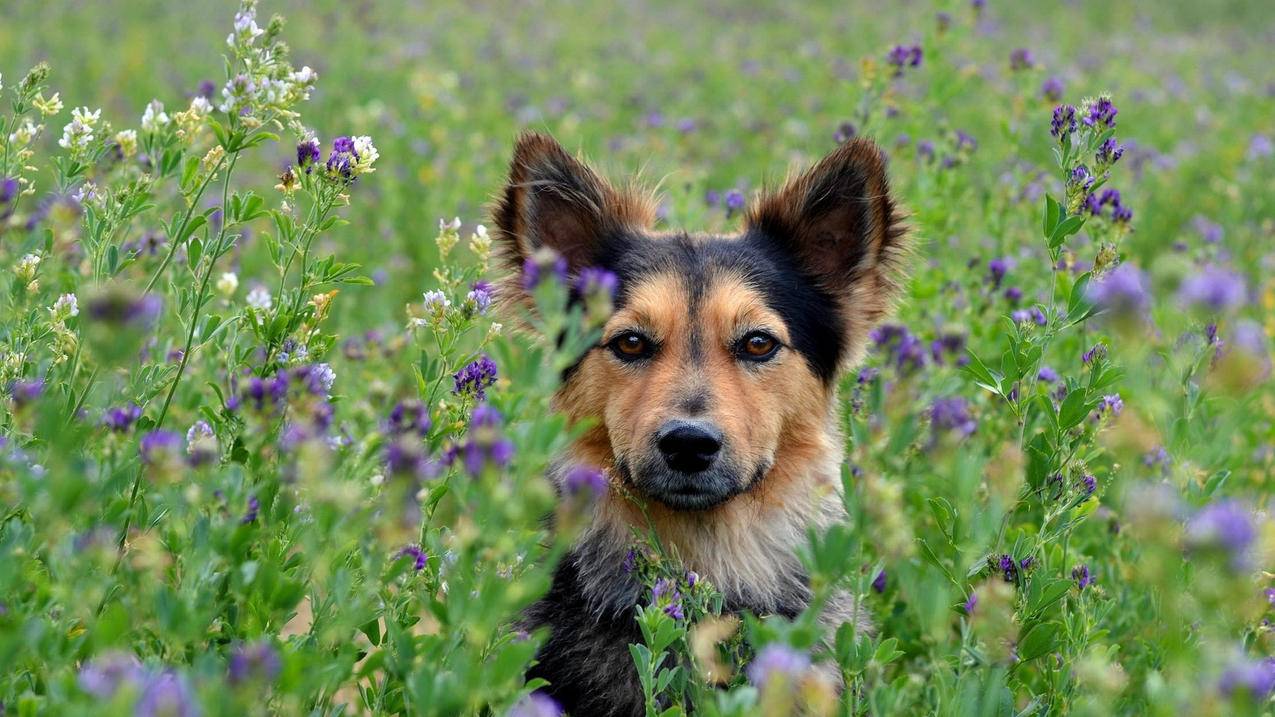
[1177,265,1246,313]
[886,45,923,76]
[103,403,143,432]
[510,693,564,717]
[1187,499,1255,568]
[563,465,608,500]
[747,644,811,688]
[1087,264,1150,318]
[397,544,428,571]
[872,569,887,593]
[228,640,281,685]
[931,396,977,437]
[1008,48,1034,71]
[1219,656,1275,699]
[139,429,182,466]
[724,189,746,216]
[1041,76,1065,102]
[1073,564,1093,590]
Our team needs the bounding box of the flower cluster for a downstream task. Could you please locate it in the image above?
[886,44,923,76]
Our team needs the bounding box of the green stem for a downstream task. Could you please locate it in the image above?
[143,155,226,294]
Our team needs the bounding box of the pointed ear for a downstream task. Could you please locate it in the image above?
[745,138,910,331]
[492,131,654,277]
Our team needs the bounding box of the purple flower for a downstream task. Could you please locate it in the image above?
[886,45,923,76]
[1083,97,1118,129]
[747,644,811,688]
[917,139,936,161]
[135,670,198,717]
[1095,138,1124,167]
[228,640,281,685]
[241,495,260,524]
[510,693,564,717]
[563,465,608,500]
[466,281,493,315]
[954,130,977,153]
[1097,394,1124,418]
[1050,105,1077,139]
[575,267,618,301]
[1087,264,1150,318]
[724,189,746,216]
[1191,215,1224,245]
[870,324,928,374]
[963,591,978,614]
[9,378,44,408]
[296,138,321,170]
[1247,134,1273,161]
[523,253,569,291]
[87,292,162,329]
[872,569,887,593]
[453,355,498,399]
[1082,343,1107,364]
[1177,266,1246,313]
[1004,286,1023,303]
[998,554,1018,582]
[834,121,857,144]
[1219,657,1275,699]
[456,403,514,477]
[1068,164,1095,192]
[0,177,18,219]
[1009,48,1035,71]
[987,257,1009,287]
[388,400,432,437]
[397,544,428,571]
[1187,499,1256,568]
[103,403,143,432]
[931,396,977,437]
[186,421,218,466]
[78,653,146,698]
[685,571,699,587]
[1081,474,1097,495]
[1041,76,1065,102]
[1072,564,1093,590]
[704,189,721,207]
[1037,366,1060,383]
[139,430,182,466]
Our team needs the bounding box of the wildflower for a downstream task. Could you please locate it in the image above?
[1081,473,1097,495]
[465,281,493,316]
[872,569,887,593]
[1068,164,1095,192]
[457,404,515,476]
[1050,104,1077,140]
[724,189,746,216]
[33,91,63,116]
[509,693,564,717]
[870,324,927,374]
[1097,394,1123,418]
[387,400,432,437]
[1186,499,1255,568]
[886,44,923,76]
[185,421,218,465]
[51,293,79,320]
[1004,286,1023,303]
[1041,76,1065,102]
[1247,134,1273,161]
[1095,137,1124,167]
[1082,343,1107,364]
[563,465,608,501]
[86,290,163,329]
[834,121,857,144]
[1191,215,1224,244]
[396,544,428,571]
[112,129,139,157]
[575,267,619,300]
[1177,265,1246,313]
[747,644,811,688]
[453,354,498,399]
[241,495,260,524]
[58,106,101,156]
[1219,656,1275,700]
[8,379,43,410]
[1073,564,1093,590]
[216,272,239,296]
[14,252,41,283]
[930,396,977,437]
[997,554,1018,582]
[78,653,147,698]
[963,592,978,614]
[1087,264,1150,319]
[1008,48,1035,71]
[228,640,281,685]
[140,430,183,466]
[1082,95,1118,129]
[246,286,272,310]
[103,404,143,432]
[296,136,321,170]
[140,100,170,133]
[523,249,569,291]
[987,257,1009,287]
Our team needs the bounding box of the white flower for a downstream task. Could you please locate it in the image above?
[422,290,450,312]
[52,293,79,319]
[8,119,42,146]
[57,106,101,154]
[34,92,62,117]
[140,100,170,133]
[216,272,239,296]
[312,363,336,392]
[113,129,138,157]
[227,4,264,47]
[351,135,379,174]
[246,286,272,310]
[189,96,213,116]
[15,253,41,281]
[439,217,461,233]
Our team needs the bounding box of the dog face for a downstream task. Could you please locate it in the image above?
[493,133,907,514]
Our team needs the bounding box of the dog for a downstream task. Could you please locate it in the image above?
[492,132,910,715]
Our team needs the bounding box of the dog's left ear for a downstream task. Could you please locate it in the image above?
[745,138,910,345]
[493,131,654,281]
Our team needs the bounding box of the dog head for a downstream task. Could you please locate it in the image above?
[493,132,908,514]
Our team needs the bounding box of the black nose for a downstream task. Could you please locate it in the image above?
[657,421,723,473]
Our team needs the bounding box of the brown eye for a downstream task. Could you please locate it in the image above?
[738,331,780,361]
[609,331,654,361]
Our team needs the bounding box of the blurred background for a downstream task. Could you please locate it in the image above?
[2,0,1271,329]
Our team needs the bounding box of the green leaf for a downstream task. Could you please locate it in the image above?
[872,637,904,666]
[1048,215,1085,249]
[1043,195,1061,239]
[1057,389,1091,430]
[1027,579,1072,617]
[1016,622,1060,662]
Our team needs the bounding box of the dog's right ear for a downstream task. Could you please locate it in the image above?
[492,132,654,280]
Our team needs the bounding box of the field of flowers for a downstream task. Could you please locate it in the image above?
[1,0,1272,714]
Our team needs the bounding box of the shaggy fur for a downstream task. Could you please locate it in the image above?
[493,132,910,716]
